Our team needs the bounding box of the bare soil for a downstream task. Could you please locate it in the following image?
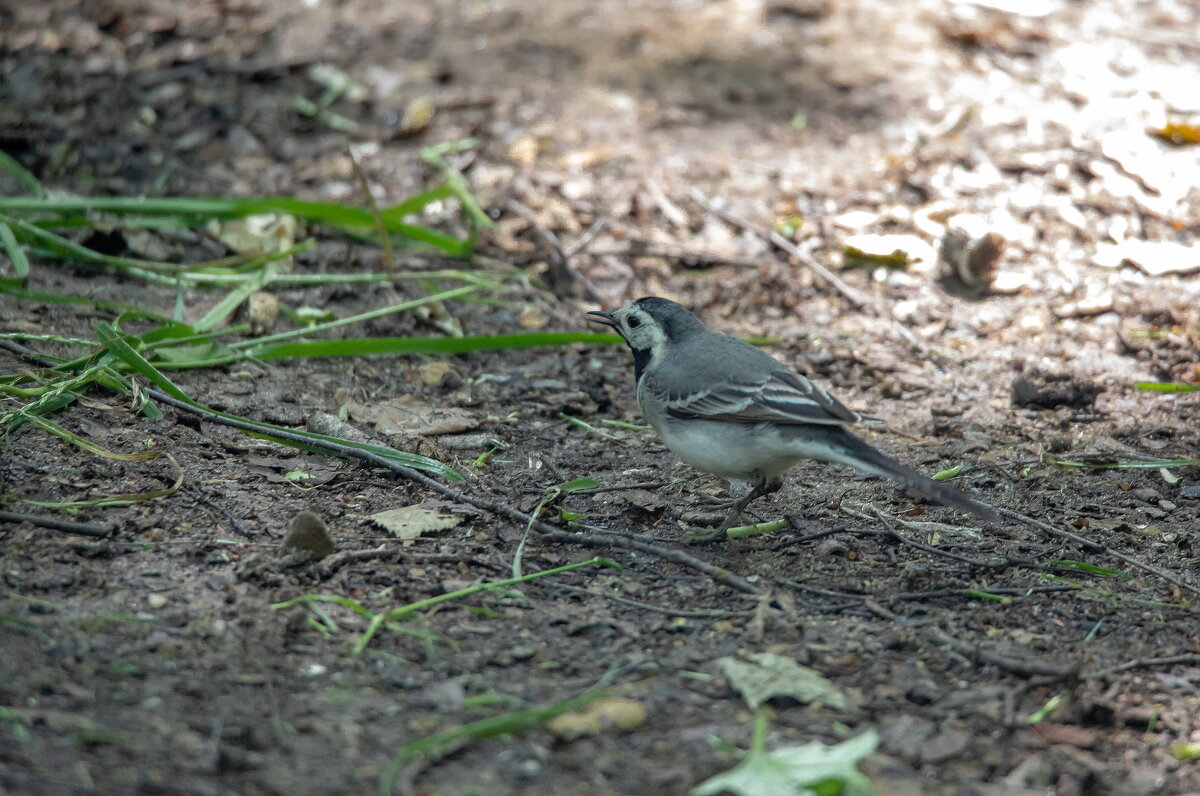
[3,1,1200,794]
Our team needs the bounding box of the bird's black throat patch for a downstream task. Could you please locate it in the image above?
[630,345,651,382]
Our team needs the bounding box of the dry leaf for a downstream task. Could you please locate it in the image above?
[368,506,463,540]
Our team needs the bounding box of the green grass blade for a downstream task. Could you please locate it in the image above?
[270,593,374,618]
[234,285,482,354]
[95,323,193,402]
[0,151,44,197]
[1050,560,1129,579]
[0,282,152,313]
[1135,382,1198,393]
[0,212,202,274]
[255,331,624,359]
[0,222,30,278]
[0,195,473,254]
[193,263,281,333]
[379,183,457,220]
[420,139,496,235]
[380,688,609,795]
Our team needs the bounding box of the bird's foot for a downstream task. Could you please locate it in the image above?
[679,504,751,544]
[681,524,731,544]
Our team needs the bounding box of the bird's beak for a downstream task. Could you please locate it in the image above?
[585,310,617,329]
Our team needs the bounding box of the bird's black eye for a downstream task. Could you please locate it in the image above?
[627,316,641,329]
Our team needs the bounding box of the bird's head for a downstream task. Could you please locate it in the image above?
[585,296,705,351]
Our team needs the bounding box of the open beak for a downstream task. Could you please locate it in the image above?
[585,310,617,329]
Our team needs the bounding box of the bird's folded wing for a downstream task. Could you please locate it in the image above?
[661,370,873,426]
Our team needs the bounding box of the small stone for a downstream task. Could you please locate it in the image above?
[415,361,461,388]
[246,292,279,335]
[1181,485,1200,499]
[282,511,334,560]
[1011,371,1103,409]
[147,594,168,610]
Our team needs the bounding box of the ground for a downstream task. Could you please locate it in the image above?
[3,0,1200,794]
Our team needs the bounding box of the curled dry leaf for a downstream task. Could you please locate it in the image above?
[206,213,298,259]
[546,697,647,740]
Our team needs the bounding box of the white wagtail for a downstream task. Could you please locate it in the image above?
[586,297,999,533]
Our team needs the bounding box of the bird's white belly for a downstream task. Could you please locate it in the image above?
[651,417,836,483]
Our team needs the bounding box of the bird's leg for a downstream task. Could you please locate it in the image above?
[716,482,766,532]
[685,477,779,544]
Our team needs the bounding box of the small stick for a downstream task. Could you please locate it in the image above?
[924,626,1075,679]
[0,509,111,538]
[506,200,604,302]
[998,507,1200,598]
[867,599,1074,679]
[690,189,870,310]
[543,581,749,618]
[842,505,1009,569]
[588,242,764,270]
[348,146,394,276]
[1086,654,1200,679]
[563,216,609,259]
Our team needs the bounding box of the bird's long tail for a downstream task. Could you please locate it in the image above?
[828,428,1000,523]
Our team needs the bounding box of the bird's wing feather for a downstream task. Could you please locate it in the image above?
[658,369,872,426]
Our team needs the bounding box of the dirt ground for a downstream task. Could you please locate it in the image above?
[3,0,1200,793]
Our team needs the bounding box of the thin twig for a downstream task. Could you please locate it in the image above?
[886,585,1078,605]
[866,599,1075,679]
[924,626,1075,679]
[777,578,864,602]
[348,146,394,276]
[506,200,604,301]
[318,547,501,578]
[570,481,670,495]
[1085,654,1200,679]
[563,216,609,259]
[588,243,763,270]
[690,190,870,309]
[998,507,1200,598]
[842,505,1009,569]
[0,509,111,538]
[543,581,749,618]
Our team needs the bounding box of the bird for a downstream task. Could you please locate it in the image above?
[586,297,999,536]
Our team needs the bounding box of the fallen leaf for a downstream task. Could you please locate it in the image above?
[1151,121,1200,147]
[842,233,938,270]
[346,397,480,436]
[718,652,847,709]
[206,213,298,259]
[693,725,877,796]
[507,134,540,166]
[369,506,463,540]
